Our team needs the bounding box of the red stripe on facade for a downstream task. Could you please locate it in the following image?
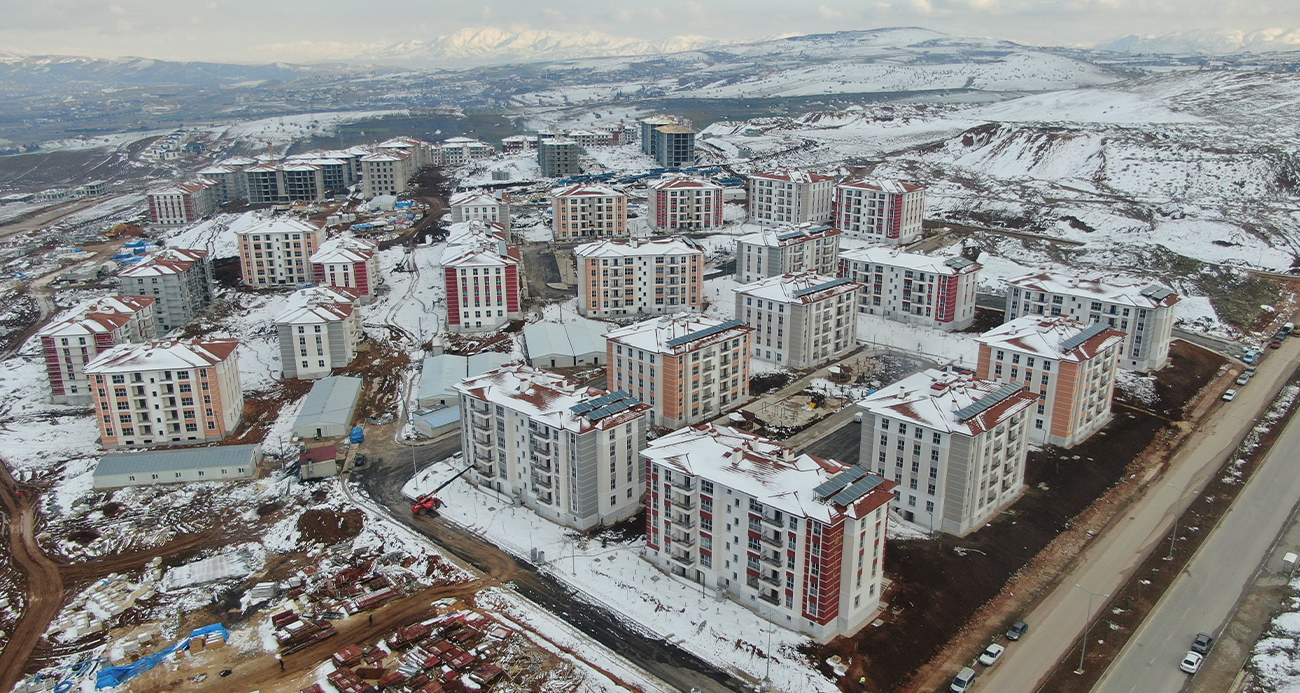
[505,267,520,313]
[444,267,461,325]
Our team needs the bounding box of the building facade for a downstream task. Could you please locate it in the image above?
[976,316,1125,448]
[1003,272,1179,371]
[275,286,363,379]
[642,425,896,640]
[456,364,651,531]
[575,237,705,318]
[235,217,323,287]
[310,236,381,304]
[438,138,494,166]
[650,126,697,168]
[39,296,159,405]
[538,138,582,178]
[832,178,926,245]
[360,151,414,199]
[117,248,214,332]
[245,163,328,205]
[857,369,1038,535]
[550,184,628,241]
[603,314,753,428]
[735,224,841,284]
[735,273,861,368]
[443,246,522,333]
[646,176,723,232]
[147,181,217,226]
[748,170,835,226]
[449,191,511,229]
[87,339,243,448]
[838,248,980,330]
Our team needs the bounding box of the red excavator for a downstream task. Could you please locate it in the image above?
[411,461,475,516]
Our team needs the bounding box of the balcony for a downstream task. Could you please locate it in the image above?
[474,463,496,478]
[758,591,781,606]
[671,533,695,547]
[672,552,695,566]
[761,532,783,548]
[470,412,491,429]
[534,491,553,505]
[472,433,492,446]
[470,401,490,415]
[674,498,695,511]
[761,512,785,528]
[530,441,552,456]
[761,553,781,567]
[761,573,783,588]
[472,448,493,462]
[673,477,695,492]
[531,475,553,490]
[531,460,553,473]
[674,516,695,529]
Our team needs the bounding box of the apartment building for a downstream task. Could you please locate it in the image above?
[603,314,753,428]
[360,151,414,198]
[575,237,705,318]
[438,137,494,167]
[310,236,381,304]
[550,184,628,241]
[1003,272,1179,371]
[501,135,535,155]
[275,286,363,379]
[838,248,981,330]
[456,364,651,530]
[449,191,511,229]
[197,158,253,202]
[646,176,723,232]
[976,316,1125,448]
[117,248,214,332]
[39,296,159,405]
[857,369,1038,535]
[377,136,435,168]
[640,115,696,168]
[538,138,582,178]
[748,170,835,226]
[642,425,897,640]
[735,272,861,368]
[735,223,841,283]
[443,246,522,333]
[147,180,217,226]
[87,339,243,448]
[245,162,328,205]
[235,217,323,287]
[832,178,926,245]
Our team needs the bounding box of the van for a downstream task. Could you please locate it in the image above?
[950,667,976,692]
[1283,322,1295,334]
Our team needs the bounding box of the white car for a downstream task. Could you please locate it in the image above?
[978,643,1005,666]
[1180,651,1204,674]
[1222,389,1237,402]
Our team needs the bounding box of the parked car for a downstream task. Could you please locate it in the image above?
[1191,632,1214,655]
[1284,322,1295,334]
[950,667,977,692]
[1246,366,1259,375]
[1236,374,1251,386]
[1006,621,1029,641]
[1222,389,1237,401]
[1180,651,1204,674]
[1242,353,1256,364]
[978,643,1005,666]
[1270,340,1283,349]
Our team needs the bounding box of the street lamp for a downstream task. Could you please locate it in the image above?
[1166,483,1198,561]
[1074,583,1110,675]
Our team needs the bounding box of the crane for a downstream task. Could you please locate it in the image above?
[411,461,475,515]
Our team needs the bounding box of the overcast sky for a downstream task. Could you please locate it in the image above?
[0,0,1296,63]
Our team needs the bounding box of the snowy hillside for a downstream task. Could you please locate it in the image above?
[1097,28,1300,55]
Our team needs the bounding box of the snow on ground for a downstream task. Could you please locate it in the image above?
[36,130,169,153]
[857,314,978,366]
[365,242,448,346]
[455,152,542,187]
[211,110,410,145]
[0,344,102,476]
[164,213,241,258]
[55,193,145,229]
[1252,577,1300,690]
[702,277,740,319]
[1115,370,1159,408]
[403,466,838,693]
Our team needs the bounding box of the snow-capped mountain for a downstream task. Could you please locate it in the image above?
[1096,28,1300,55]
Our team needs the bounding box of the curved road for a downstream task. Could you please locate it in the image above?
[0,461,65,693]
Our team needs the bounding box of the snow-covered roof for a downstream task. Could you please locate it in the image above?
[95,444,261,478]
[455,364,648,434]
[603,313,752,355]
[524,320,607,360]
[976,316,1126,362]
[449,191,501,207]
[38,296,155,339]
[418,353,516,406]
[736,223,838,248]
[443,137,486,145]
[643,425,895,524]
[232,216,322,239]
[118,248,208,277]
[85,339,239,374]
[361,151,409,162]
[1007,271,1180,309]
[539,137,578,146]
[857,368,1038,437]
[551,183,625,199]
[310,236,377,265]
[735,272,861,305]
[749,169,834,184]
[148,180,213,197]
[837,177,924,194]
[443,245,518,269]
[574,236,703,259]
[273,286,358,325]
[647,175,721,191]
[294,376,363,432]
[839,247,981,275]
[217,156,257,167]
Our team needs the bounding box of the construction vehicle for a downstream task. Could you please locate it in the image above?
[411,459,475,516]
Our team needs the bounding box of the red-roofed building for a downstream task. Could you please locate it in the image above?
[38,296,159,404]
[147,180,217,226]
[642,424,896,640]
[550,184,627,241]
[646,175,723,232]
[748,169,835,226]
[443,244,522,333]
[116,248,214,332]
[833,177,926,245]
[310,236,381,304]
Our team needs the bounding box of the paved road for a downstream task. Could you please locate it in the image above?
[1171,327,1243,359]
[973,336,1300,692]
[1093,378,1300,693]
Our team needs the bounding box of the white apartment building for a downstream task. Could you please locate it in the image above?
[439,137,494,167]
[747,170,835,226]
[1003,272,1180,371]
[735,223,841,283]
[235,217,323,287]
[442,246,522,333]
[274,286,363,379]
[456,364,651,531]
[87,339,244,448]
[360,151,414,199]
[310,236,381,304]
[575,237,705,318]
[551,184,628,241]
[976,317,1125,448]
[857,369,1038,535]
[833,178,926,245]
[735,273,862,368]
[117,248,214,332]
[646,176,723,232]
[147,180,217,226]
[643,425,897,640]
[838,248,981,330]
[39,296,159,405]
[449,191,510,229]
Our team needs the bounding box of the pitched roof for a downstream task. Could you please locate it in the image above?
[85,339,239,374]
[839,247,981,275]
[95,444,261,478]
[454,364,648,434]
[749,169,834,184]
[648,175,721,191]
[551,183,625,198]
[736,223,839,248]
[1007,271,1180,308]
[310,236,377,265]
[574,236,703,259]
[857,368,1039,437]
[976,316,1126,362]
[735,272,861,304]
[837,177,925,194]
[603,313,752,355]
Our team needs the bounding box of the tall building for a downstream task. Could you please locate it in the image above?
[646,176,723,232]
[857,369,1038,535]
[642,425,897,640]
[147,181,217,226]
[1003,272,1179,372]
[456,364,651,530]
[735,223,841,283]
[575,237,705,318]
[538,138,582,178]
[360,151,415,198]
[832,178,926,245]
[443,246,522,333]
[838,248,981,330]
[449,191,511,229]
[275,286,363,379]
[735,272,861,368]
[748,170,835,226]
[245,163,328,205]
[438,138,494,166]
[650,126,696,168]
[39,296,159,405]
[377,137,435,168]
[116,248,214,332]
[235,217,323,287]
[87,339,243,448]
[310,236,381,304]
[197,158,254,202]
[976,316,1125,448]
[603,313,753,428]
[550,184,628,241]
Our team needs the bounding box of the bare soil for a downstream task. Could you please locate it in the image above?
[296,508,365,544]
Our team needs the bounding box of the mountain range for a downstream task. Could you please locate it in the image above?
[1096,28,1300,55]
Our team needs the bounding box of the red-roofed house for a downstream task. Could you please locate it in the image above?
[310,236,380,304]
[38,296,159,404]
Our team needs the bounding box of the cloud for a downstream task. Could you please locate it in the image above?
[819,4,849,20]
[911,0,934,13]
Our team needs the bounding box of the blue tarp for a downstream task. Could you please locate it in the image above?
[349,426,364,444]
[95,624,228,689]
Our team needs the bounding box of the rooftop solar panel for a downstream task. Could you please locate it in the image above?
[1060,322,1110,352]
[813,466,866,500]
[664,319,745,348]
[792,277,852,298]
[953,382,1024,422]
[829,475,885,507]
[1140,285,1174,301]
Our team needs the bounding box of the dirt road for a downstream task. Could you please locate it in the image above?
[0,461,65,693]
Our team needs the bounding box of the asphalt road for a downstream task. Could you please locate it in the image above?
[973,336,1300,692]
[1093,379,1300,693]
[799,416,862,463]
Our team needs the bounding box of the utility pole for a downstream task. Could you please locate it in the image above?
[1167,482,1198,560]
[1074,583,1110,674]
